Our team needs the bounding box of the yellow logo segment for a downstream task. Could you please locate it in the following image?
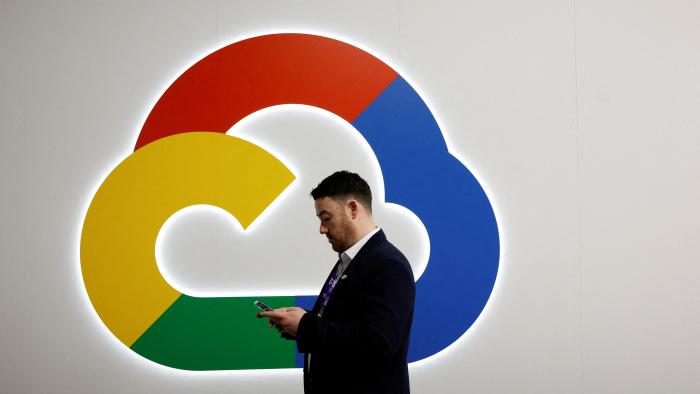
[81,132,295,346]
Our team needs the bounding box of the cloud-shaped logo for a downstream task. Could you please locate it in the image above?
[80,33,500,370]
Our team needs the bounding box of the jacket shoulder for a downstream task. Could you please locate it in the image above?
[360,233,414,280]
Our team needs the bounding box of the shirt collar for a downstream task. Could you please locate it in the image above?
[340,227,380,265]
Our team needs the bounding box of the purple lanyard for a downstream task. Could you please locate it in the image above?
[317,259,343,317]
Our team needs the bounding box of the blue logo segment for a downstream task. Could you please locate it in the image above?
[353,76,500,362]
[294,76,499,364]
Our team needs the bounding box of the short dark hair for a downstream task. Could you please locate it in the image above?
[310,171,372,212]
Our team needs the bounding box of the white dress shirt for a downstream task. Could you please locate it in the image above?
[338,226,381,276]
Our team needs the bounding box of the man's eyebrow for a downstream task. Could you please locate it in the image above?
[317,210,330,218]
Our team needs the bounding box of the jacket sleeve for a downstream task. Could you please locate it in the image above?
[295,256,415,361]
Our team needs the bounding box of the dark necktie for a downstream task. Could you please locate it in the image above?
[317,258,343,317]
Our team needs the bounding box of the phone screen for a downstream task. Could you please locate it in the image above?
[254,300,273,311]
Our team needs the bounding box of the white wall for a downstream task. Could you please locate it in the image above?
[1,1,698,393]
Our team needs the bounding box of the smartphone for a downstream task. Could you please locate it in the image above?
[254,300,273,312]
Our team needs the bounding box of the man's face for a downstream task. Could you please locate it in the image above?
[314,197,353,253]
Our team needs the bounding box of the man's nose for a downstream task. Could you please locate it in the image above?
[319,224,327,234]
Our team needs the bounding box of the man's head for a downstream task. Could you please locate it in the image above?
[310,171,375,253]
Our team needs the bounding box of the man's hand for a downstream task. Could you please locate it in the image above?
[257,307,307,337]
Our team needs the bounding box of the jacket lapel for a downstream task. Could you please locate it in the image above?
[312,230,387,313]
[331,230,386,293]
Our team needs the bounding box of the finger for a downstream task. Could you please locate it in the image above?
[260,311,283,321]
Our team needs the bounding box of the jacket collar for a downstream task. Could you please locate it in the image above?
[341,229,386,275]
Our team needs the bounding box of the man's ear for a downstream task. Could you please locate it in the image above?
[347,199,359,219]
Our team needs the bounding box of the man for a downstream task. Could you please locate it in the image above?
[258,171,416,394]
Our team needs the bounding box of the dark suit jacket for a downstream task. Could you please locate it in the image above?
[296,230,416,394]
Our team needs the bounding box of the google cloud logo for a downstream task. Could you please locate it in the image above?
[80,33,500,370]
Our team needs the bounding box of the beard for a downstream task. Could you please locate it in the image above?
[328,215,354,253]
[329,238,342,252]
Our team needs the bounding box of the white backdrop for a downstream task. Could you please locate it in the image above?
[1,1,698,393]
